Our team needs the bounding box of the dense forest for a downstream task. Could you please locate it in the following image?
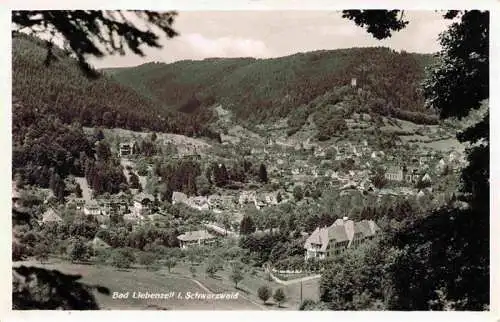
[13,32,438,145]
[108,48,437,126]
[12,33,218,139]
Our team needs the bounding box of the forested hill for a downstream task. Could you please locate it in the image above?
[107,48,438,126]
[12,33,217,139]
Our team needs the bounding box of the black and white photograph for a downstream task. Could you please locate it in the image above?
[8,3,491,314]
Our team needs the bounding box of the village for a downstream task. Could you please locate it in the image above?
[11,8,488,312]
[20,118,466,267]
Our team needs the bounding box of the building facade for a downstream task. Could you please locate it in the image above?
[177,230,217,249]
[304,218,380,260]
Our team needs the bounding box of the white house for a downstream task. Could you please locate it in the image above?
[177,230,217,249]
[84,201,101,216]
[41,208,63,225]
[304,217,380,260]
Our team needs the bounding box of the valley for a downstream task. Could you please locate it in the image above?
[11,26,487,311]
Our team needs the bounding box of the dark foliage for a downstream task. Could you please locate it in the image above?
[12,10,178,78]
[12,33,220,139]
[239,215,257,235]
[109,47,436,127]
[13,265,109,309]
[341,10,409,39]
[423,11,489,119]
[387,205,488,310]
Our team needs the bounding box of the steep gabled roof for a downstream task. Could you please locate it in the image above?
[172,191,188,203]
[42,208,62,223]
[328,225,349,243]
[85,200,100,210]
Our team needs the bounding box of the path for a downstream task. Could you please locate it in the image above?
[75,177,92,201]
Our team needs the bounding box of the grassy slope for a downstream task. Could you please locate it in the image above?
[14,258,320,310]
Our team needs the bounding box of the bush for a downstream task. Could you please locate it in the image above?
[67,238,90,262]
[94,248,112,264]
[164,257,177,273]
[299,299,317,310]
[273,288,286,307]
[230,262,245,288]
[205,257,223,277]
[33,243,50,263]
[110,248,135,269]
[137,252,157,267]
[293,186,304,201]
[257,285,272,304]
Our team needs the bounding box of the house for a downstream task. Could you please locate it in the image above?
[385,166,404,182]
[172,191,189,205]
[254,195,267,210]
[421,173,432,183]
[133,192,154,215]
[208,195,236,212]
[436,158,447,173]
[264,192,279,205]
[304,217,380,260]
[83,200,101,216]
[123,212,145,224]
[74,198,86,210]
[190,196,210,211]
[87,236,111,253]
[41,208,63,225]
[419,156,430,166]
[404,167,420,183]
[119,141,134,158]
[239,191,256,206]
[177,230,217,249]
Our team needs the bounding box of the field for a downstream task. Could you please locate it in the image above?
[14,259,321,310]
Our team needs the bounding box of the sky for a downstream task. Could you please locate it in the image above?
[86,11,452,69]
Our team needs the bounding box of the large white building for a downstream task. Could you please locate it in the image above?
[304,218,380,260]
[177,230,217,249]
